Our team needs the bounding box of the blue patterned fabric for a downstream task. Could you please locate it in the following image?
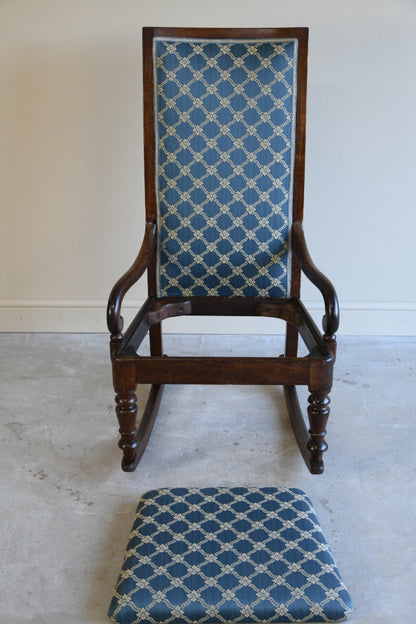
[108,487,352,623]
[153,38,298,298]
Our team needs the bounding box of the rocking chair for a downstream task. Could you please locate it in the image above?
[107,27,339,474]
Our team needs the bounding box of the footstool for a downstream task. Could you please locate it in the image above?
[108,487,352,623]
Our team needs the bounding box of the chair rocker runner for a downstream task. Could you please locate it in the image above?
[107,27,339,475]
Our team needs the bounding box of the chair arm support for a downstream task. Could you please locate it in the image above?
[292,221,339,334]
[107,220,157,335]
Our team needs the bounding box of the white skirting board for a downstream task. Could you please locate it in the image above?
[0,299,415,335]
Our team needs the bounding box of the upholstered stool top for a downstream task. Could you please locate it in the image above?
[108,487,352,623]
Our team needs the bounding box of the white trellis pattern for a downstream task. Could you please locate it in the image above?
[153,38,298,298]
[108,487,353,623]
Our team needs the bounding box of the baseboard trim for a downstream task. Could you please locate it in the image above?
[1,299,415,335]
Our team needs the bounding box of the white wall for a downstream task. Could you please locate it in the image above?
[1,0,415,335]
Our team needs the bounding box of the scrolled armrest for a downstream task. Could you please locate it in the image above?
[292,221,339,334]
[107,220,156,335]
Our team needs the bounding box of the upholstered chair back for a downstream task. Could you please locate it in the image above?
[153,36,299,298]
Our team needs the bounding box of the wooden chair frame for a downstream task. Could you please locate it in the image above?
[107,27,339,474]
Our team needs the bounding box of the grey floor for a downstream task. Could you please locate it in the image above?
[1,333,415,624]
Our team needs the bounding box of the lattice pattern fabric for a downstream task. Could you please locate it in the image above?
[154,38,298,298]
[108,487,352,623]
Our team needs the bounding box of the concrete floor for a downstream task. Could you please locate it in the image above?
[1,332,415,623]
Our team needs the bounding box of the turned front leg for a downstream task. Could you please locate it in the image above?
[307,391,330,474]
[115,389,138,471]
